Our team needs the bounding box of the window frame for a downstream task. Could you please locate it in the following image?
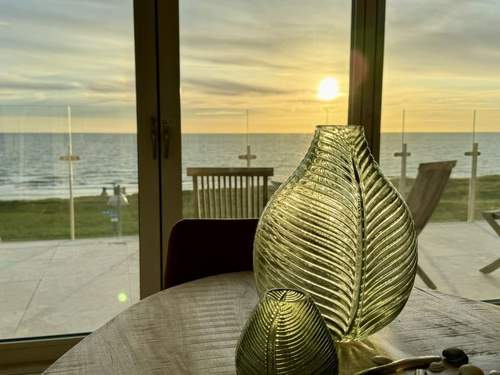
[0,0,386,371]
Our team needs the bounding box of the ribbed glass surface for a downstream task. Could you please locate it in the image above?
[236,289,338,375]
[254,125,418,341]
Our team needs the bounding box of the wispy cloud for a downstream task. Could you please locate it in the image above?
[0,77,81,91]
[183,78,292,96]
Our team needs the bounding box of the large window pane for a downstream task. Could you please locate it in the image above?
[381,1,500,299]
[0,1,139,339]
[179,0,351,218]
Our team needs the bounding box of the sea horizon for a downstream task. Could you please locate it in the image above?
[1,132,499,200]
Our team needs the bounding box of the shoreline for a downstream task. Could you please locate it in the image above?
[2,173,500,203]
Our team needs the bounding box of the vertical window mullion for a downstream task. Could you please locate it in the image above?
[348,0,386,161]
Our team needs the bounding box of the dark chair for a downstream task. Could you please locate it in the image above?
[165,160,457,291]
[164,218,258,289]
[405,160,457,289]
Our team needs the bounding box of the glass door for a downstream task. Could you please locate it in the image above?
[0,0,141,341]
[380,0,500,300]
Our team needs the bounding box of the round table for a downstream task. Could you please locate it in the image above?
[44,272,500,374]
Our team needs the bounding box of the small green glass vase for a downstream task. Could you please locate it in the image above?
[236,289,338,375]
[253,125,418,341]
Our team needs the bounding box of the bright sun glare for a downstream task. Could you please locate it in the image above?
[317,77,340,101]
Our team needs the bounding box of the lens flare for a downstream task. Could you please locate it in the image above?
[117,292,128,303]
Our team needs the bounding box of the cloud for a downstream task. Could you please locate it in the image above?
[385,0,500,77]
[182,52,294,71]
[0,77,81,91]
[85,80,135,94]
[183,78,291,96]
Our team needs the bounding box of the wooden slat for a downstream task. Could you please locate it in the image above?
[210,176,216,218]
[207,177,212,218]
[256,176,260,214]
[207,176,213,218]
[229,176,233,218]
[223,176,228,218]
[192,176,199,218]
[217,176,222,218]
[199,176,205,218]
[245,176,249,218]
[251,176,255,217]
[239,176,243,218]
[263,176,268,205]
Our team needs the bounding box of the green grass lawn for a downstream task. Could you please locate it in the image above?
[0,194,139,242]
[399,175,500,222]
[0,175,499,242]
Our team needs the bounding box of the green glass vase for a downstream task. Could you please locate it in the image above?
[236,289,338,375]
[253,125,418,341]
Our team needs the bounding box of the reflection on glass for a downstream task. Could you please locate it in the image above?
[0,1,139,339]
[381,1,500,300]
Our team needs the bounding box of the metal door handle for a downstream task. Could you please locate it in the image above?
[151,116,158,160]
[162,121,170,159]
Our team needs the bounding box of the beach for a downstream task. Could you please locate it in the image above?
[1,132,499,242]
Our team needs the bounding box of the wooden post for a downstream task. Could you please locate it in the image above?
[465,110,480,223]
[393,109,411,196]
[238,145,256,167]
[68,106,75,240]
[238,110,256,167]
[59,106,80,240]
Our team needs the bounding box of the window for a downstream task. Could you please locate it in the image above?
[381,0,500,300]
[179,0,352,219]
[0,0,139,340]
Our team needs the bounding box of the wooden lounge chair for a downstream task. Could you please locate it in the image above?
[187,167,274,218]
[405,160,457,289]
[479,210,500,274]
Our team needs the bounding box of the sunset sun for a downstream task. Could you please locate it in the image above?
[317,77,340,101]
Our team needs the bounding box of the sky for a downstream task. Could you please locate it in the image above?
[0,0,499,133]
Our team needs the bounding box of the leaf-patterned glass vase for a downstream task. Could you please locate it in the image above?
[253,125,418,341]
[236,289,338,375]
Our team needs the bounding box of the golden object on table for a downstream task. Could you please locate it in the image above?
[254,125,418,341]
[235,289,338,375]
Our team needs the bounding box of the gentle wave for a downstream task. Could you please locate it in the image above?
[0,132,499,200]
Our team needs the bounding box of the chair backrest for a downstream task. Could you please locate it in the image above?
[165,219,258,288]
[186,167,274,218]
[405,160,457,234]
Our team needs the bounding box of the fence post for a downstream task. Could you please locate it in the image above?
[393,109,411,196]
[465,110,480,223]
[59,106,80,240]
[238,110,256,167]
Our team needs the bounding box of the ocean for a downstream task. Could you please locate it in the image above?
[0,132,499,200]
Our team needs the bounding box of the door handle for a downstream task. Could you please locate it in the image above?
[150,116,158,160]
[162,121,170,159]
